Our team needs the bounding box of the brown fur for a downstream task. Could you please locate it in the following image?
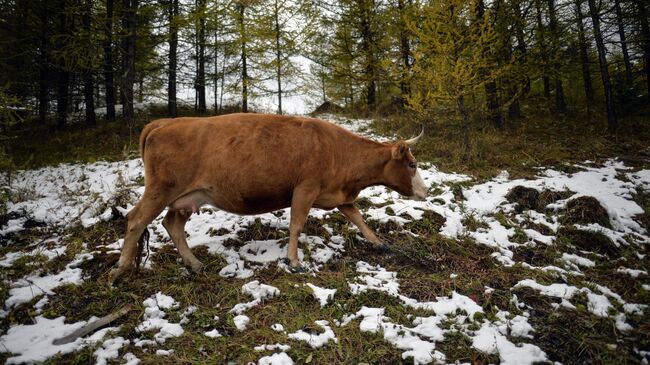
[110,113,423,283]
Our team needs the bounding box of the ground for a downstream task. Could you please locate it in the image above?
[0,115,649,365]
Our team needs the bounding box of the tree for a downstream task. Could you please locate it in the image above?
[547,0,567,114]
[121,0,138,127]
[575,0,594,106]
[195,0,207,115]
[82,0,96,126]
[614,0,633,90]
[588,0,617,132]
[407,0,504,155]
[167,0,179,117]
[103,0,116,121]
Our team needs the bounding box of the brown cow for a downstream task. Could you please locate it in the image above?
[109,113,427,283]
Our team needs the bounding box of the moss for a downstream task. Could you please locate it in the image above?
[562,196,611,228]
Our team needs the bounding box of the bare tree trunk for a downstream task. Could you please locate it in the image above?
[37,7,49,124]
[638,0,650,100]
[56,0,69,130]
[397,0,412,106]
[547,0,567,114]
[458,95,471,159]
[238,3,248,113]
[575,1,594,105]
[168,0,178,117]
[103,0,116,121]
[196,0,207,115]
[121,0,138,127]
[359,0,376,109]
[274,0,283,115]
[83,0,96,126]
[614,0,633,89]
[588,0,617,132]
[534,0,551,98]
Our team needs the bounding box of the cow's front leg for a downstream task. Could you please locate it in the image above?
[287,185,319,272]
[338,203,388,251]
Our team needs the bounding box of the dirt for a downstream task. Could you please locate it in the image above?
[311,101,345,115]
[562,196,611,228]
[505,186,573,212]
[556,227,619,257]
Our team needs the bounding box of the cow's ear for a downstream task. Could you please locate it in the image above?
[391,141,409,160]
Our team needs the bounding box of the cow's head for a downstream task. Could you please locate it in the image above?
[383,129,428,200]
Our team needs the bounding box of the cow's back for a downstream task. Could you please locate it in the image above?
[141,113,355,214]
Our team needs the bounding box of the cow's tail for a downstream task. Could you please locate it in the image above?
[135,227,150,270]
[139,122,159,163]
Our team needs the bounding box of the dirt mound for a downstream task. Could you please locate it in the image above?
[563,196,611,228]
[506,186,574,212]
[505,186,539,212]
[311,101,345,115]
[557,227,619,257]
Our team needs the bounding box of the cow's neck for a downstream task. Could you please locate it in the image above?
[345,142,391,192]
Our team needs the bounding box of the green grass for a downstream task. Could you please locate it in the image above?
[1,107,649,364]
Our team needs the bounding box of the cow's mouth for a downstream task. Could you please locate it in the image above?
[409,170,428,201]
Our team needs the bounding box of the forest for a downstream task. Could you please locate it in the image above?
[1,0,650,364]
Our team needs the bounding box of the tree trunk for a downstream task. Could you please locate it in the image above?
[238,3,248,113]
[196,0,207,115]
[83,0,96,127]
[513,0,530,95]
[397,0,412,105]
[614,0,633,89]
[37,7,49,124]
[121,0,138,127]
[55,0,69,130]
[547,0,567,114]
[575,1,594,105]
[588,0,617,132]
[274,0,283,115]
[359,0,376,109]
[458,95,471,159]
[103,0,116,121]
[168,0,178,117]
[534,0,551,98]
[638,0,650,100]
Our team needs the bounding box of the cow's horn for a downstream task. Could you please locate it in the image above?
[405,126,424,145]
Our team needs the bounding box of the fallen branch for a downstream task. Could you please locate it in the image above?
[52,303,134,345]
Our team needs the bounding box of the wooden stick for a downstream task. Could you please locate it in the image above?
[52,303,134,345]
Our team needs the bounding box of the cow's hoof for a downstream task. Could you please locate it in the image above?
[190,262,204,274]
[108,267,124,286]
[281,258,306,273]
[372,242,390,253]
[288,264,307,274]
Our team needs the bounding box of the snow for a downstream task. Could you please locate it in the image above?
[234,314,250,331]
[2,115,650,364]
[136,292,184,344]
[288,320,337,348]
[305,283,336,307]
[271,323,285,332]
[0,316,117,364]
[254,343,291,352]
[204,329,222,338]
[257,351,294,365]
[230,280,280,315]
[472,322,548,364]
[617,267,647,278]
[95,337,130,365]
[562,253,596,268]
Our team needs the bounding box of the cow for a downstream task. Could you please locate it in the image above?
[109,113,427,284]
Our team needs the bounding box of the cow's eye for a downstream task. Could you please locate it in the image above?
[409,162,417,169]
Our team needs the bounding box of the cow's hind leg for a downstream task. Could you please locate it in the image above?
[338,203,388,252]
[162,210,204,273]
[286,185,319,272]
[109,193,168,284]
